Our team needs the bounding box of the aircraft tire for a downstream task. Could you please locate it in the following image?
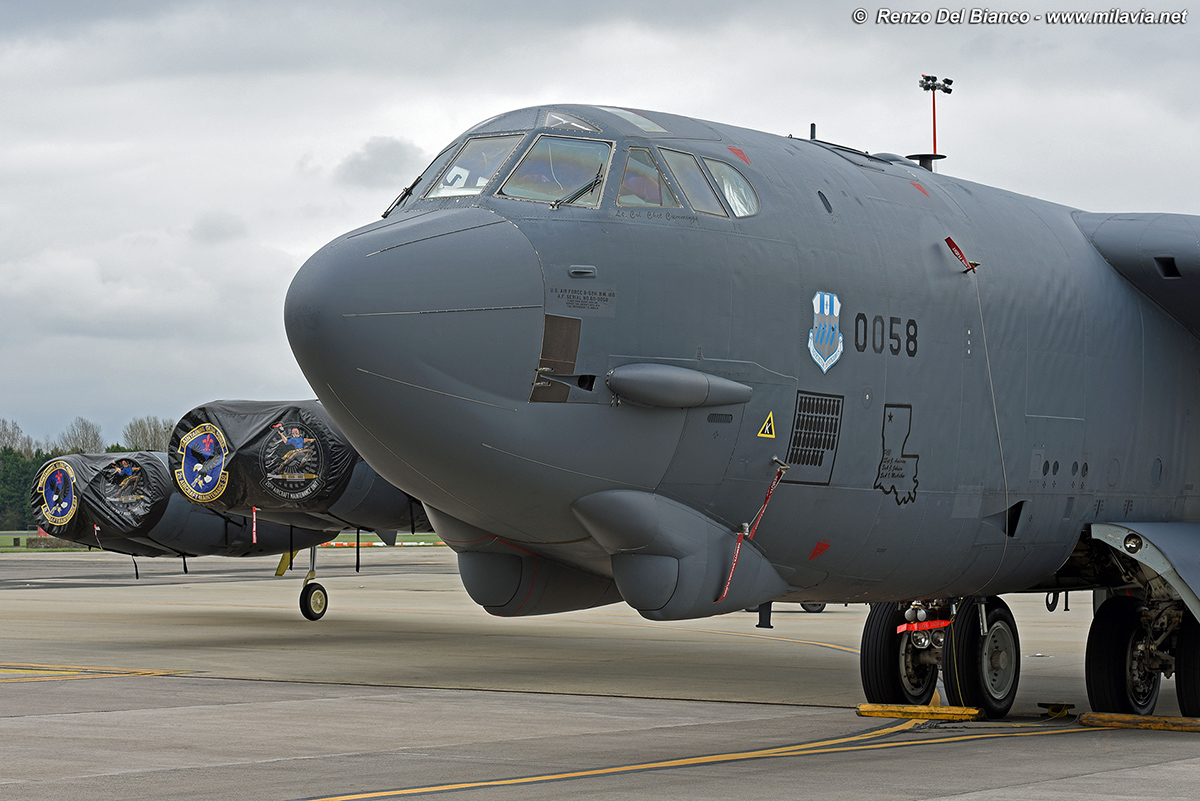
[860,602,937,705]
[801,603,827,613]
[1177,611,1200,717]
[1085,596,1159,715]
[300,582,328,621]
[943,597,1020,719]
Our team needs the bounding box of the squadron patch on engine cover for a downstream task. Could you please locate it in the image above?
[101,458,148,509]
[37,460,78,527]
[260,422,325,501]
[176,423,229,503]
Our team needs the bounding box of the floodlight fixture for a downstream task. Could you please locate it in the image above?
[919,74,954,154]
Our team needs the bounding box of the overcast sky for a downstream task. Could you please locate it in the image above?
[3,0,1197,444]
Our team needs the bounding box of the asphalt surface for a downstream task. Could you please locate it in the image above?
[1,548,1196,800]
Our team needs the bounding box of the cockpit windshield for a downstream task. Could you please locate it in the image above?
[383,144,458,216]
[617,148,679,208]
[425,135,523,198]
[499,135,612,207]
[660,149,727,217]
[703,158,759,217]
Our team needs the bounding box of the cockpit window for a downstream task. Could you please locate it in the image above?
[660,149,727,217]
[703,158,759,217]
[499,135,612,207]
[543,111,599,132]
[598,106,668,134]
[617,148,679,208]
[383,144,459,217]
[425,135,523,198]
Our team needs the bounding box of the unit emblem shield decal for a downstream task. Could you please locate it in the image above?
[175,423,229,503]
[37,460,78,527]
[808,292,843,373]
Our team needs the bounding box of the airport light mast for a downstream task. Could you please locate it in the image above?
[919,74,953,155]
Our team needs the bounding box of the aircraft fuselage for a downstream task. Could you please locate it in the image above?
[286,105,1200,614]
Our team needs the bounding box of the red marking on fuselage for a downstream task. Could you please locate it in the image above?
[945,237,971,270]
[728,147,750,165]
[911,181,929,197]
[809,540,831,560]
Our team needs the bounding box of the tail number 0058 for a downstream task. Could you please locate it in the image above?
[854,314,917,357]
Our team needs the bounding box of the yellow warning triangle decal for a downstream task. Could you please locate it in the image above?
[758,412,776,439]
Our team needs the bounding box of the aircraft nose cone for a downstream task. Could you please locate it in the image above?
[285,208,544,492]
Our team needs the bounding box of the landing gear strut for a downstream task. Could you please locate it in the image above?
[276,545,329,620]
[297,545,327,621]
[860,597,1021,717]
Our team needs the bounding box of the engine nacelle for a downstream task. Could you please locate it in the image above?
[572,490,788,620]
[426,506,621,616]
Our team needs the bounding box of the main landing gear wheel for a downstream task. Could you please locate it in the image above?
[1085,596,1160,715]
[943,597,1020,719]
[300,582,328,621]
[860,602,938,705]
[801,603,827,613]
[1176,611,1200,717]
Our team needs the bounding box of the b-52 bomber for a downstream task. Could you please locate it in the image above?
[285,104,1200,718]
[31,400,427,619]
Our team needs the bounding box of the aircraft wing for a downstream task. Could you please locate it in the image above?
[1076,212,1200,337]
[1091,522,1200,622]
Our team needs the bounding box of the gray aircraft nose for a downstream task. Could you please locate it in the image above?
[285,208,545,497]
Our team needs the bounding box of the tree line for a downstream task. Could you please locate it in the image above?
[0,416,175,531]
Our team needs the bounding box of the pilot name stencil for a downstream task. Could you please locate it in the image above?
[547,285,616,317]
[874,404,919,505]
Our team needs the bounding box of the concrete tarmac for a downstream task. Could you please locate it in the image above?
[1,548,1196,800]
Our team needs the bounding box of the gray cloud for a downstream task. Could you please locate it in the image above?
[333,136,427,189]
[189,210,248,244]
[2,1,1198,441]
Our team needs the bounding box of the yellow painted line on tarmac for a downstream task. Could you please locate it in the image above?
[0,662,180,683]
[302,719,919,800]
[764,722,1093,759]
[302,721,1098,799]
